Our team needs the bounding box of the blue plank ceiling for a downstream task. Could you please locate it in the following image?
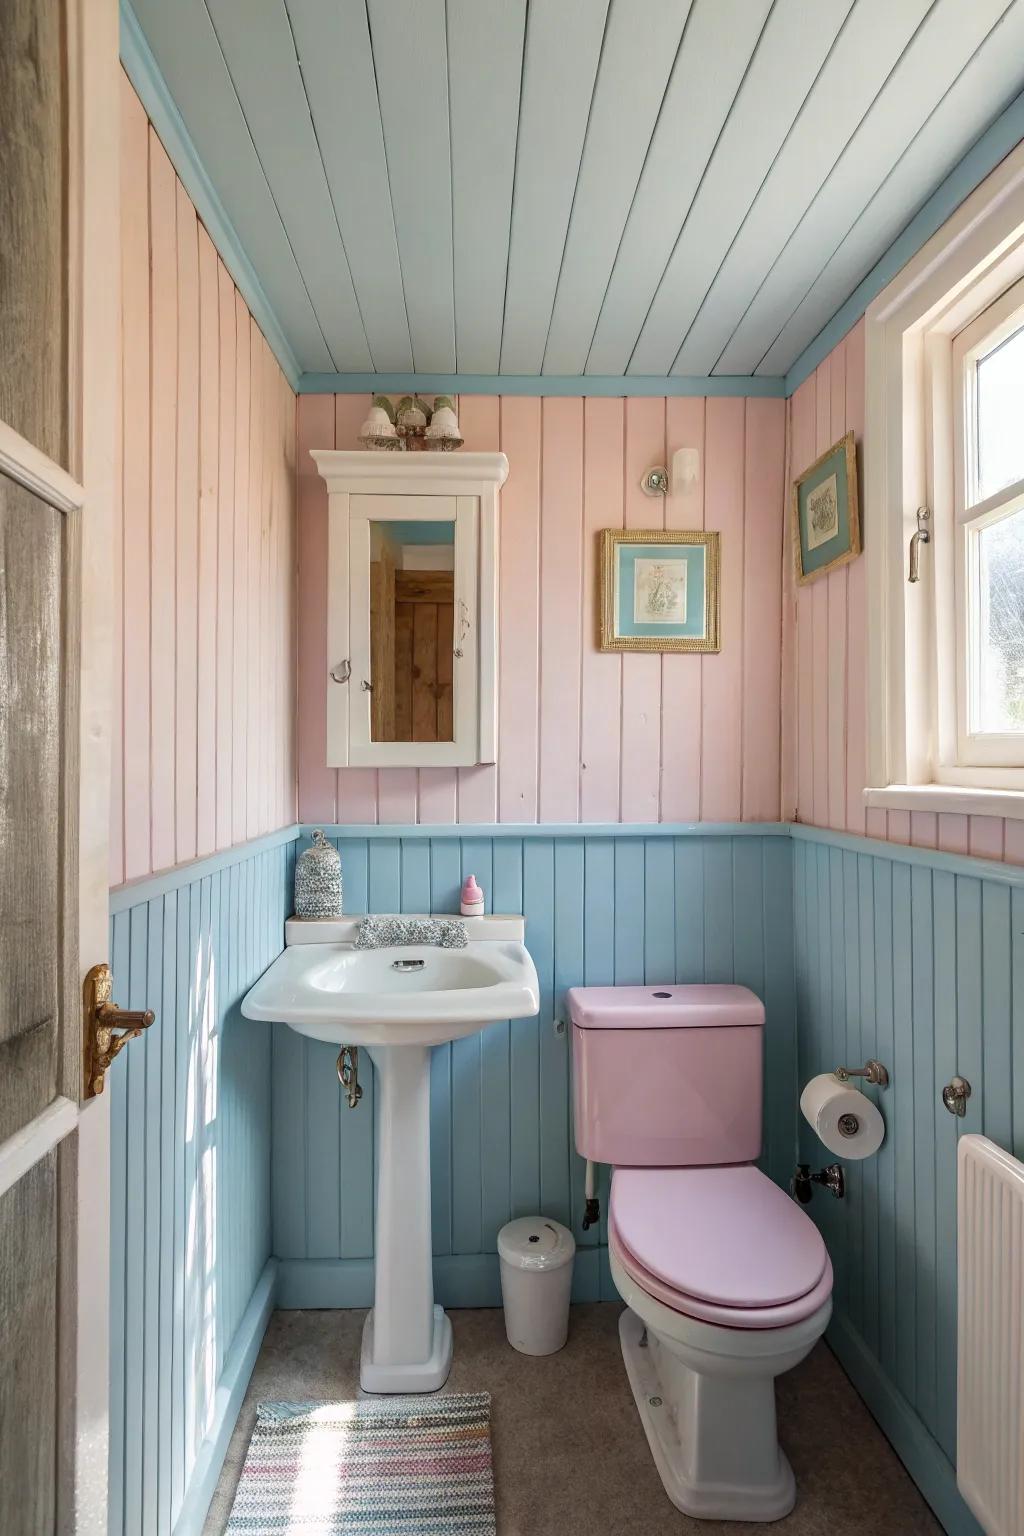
[122,0,1024,387]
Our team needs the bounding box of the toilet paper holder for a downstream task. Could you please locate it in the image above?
[833,1058,889,1088]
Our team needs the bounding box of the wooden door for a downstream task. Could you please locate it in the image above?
[0,1,119,1529]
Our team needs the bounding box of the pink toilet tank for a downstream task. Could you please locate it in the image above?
[568,984,765,1166]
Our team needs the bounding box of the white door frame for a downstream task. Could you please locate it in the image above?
[0,1,119,1527]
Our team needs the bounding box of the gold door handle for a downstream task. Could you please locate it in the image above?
[83,962,155,1098]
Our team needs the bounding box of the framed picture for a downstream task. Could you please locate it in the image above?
[792,429,860,585]
[599,529,720,653]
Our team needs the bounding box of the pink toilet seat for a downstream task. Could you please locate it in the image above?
[609,1164,833,1331]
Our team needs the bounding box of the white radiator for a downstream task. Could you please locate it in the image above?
[958,1134,1024,1536]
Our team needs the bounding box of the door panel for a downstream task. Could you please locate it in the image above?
[0,1149,58,1536]
[0,477,62,1143]
[0,1,120,1528]
[0,0,67,467]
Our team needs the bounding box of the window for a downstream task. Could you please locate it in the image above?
[864,134,1024,817]
[953,280,1024,768]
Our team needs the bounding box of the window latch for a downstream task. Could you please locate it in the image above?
[908,506,931,583]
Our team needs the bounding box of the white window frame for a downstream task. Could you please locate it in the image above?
[952,277,1024,767]
[865,133,1024,819]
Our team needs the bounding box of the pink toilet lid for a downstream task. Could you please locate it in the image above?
[611,1165,828,1309]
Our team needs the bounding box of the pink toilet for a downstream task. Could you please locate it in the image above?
[569,983,832,1523]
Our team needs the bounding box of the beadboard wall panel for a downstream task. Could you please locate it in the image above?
[785,319,1022,863]
[791,826,1021,1536]
[272,830,797,1305]
[296,393,787,827]
[107,838,292,1536]
[113,72,297,888]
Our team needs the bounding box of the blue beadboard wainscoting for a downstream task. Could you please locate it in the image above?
[106,830,295,1536]
[106,818,1024,1536]
[272,828,798,1310]
[790,824,1024,1536]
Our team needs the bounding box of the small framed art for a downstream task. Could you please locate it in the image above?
[599,529,720,653]
[792,429,860,584]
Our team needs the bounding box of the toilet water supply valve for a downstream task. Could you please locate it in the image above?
[791,1163,845,1203]
[337,1046,363,1109]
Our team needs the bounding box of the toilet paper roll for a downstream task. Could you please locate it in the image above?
[799,1074,885,1159]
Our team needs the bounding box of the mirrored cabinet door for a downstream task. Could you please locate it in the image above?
[349,495,479,766]
[316,450,507,769]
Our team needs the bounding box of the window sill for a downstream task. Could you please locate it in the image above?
[865,783,1024,820]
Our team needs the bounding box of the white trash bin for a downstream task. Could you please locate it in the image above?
[498,1217,575,1356]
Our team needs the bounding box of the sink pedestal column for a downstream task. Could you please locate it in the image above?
[360,1043,453,1393]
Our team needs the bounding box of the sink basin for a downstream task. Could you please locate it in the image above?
[241,939,538,1046]
[241,921,539,1395]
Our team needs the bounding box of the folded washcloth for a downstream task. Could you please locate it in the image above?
[354,915,468,950]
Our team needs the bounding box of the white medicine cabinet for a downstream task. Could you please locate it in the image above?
[312,451,508,767]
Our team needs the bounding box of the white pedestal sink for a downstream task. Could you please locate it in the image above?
[241,916,539,1393]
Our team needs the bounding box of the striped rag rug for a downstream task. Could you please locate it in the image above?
[225,1393,496,1534]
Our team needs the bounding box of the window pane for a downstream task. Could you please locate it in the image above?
[977,508,1024,732]
[977,322,1024,500]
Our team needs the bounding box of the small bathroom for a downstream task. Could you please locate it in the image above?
[5,3,1024,1533]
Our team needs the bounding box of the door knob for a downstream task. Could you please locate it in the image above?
[83,963,155,1098]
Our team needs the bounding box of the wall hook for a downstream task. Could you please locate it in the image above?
[640,466,669,496]
[942,1075,972,1117]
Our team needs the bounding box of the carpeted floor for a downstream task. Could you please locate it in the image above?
[204,1303,941,1535]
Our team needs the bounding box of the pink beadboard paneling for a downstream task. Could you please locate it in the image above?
[701,398,745,822]
[844,320,867,834]
[333,395,378,824]
[111,74,297,888]
[245,325,264,841]
[196,226,220,857]
[456,396,501,823]
[938,813,969,855]
[662,398,703,823]
[742,397,785,822]
[174,181,200,865]
[215,260,236,850]
[621,399,665,822]
[580,398,624,823]
[148,132,178,875]
[811,361,831,830]
[120,79,152,881]
[1003,820,1024,864]
[910,811,938,850]
[888,810,911,844]
[296,394,336,823]
[790,378,816,826]
[788,317,1021,863]
[539,397,584,822]
[498,397,542,822]
[305,390,788,828]
[866,809,888,840]
[826,343,848,832]
[969,816,1004,860]
[231,292,251,845]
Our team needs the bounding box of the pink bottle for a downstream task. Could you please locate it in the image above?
[460,874,484,917]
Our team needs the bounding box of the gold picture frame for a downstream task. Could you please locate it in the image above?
[792,429,861,585]
[599,529,721,653]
